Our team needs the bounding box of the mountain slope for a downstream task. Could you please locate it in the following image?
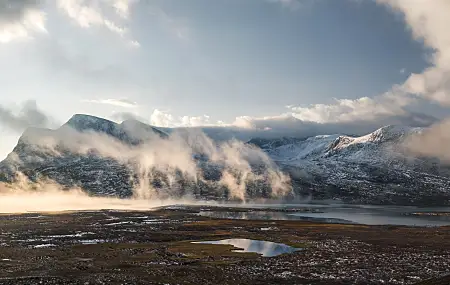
[254,126,450,205]
[0,115,170,197]
[0,115,278,200]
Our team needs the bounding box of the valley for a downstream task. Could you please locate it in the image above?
[0,206,449,285]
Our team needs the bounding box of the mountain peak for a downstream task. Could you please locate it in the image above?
[61,114,128,142]
[66,114,116,127]
[367,125,422,143]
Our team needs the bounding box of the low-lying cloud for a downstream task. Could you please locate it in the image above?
[0,173,200,214]
[404,119,450,162]
[16,121,292,202]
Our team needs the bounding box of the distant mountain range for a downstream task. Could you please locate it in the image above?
[1,114,450,206]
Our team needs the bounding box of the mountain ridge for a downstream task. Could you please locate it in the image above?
[1,115,450,205]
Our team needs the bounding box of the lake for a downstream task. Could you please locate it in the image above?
[197,203,450,226]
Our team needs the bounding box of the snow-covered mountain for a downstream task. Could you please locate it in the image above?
[249,125,450,205]
[1,115,450,205]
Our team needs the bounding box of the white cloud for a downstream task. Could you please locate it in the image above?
[377,0,450,106]
[57,0,139,45]
[112,0,133,19]
[82,98,138,108]
[180,115,212,127]
[150,109,175,127]
[288,89,413,124]
[149,109,226,128]
[0,1,47,43]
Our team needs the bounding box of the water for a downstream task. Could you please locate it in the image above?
[197,204,450,226]
[192,239,301,257]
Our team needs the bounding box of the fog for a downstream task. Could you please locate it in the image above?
[403,119,450,162]
[0,173,205,214]
[1,121,293,213]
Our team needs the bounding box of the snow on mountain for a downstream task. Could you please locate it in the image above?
[1,116,450,205]
[261,125,424,165]
[251,125,450,205]
[0,115,170,197]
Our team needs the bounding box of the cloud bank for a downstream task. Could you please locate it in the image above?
[377,0,450,106]
[373,0,450,159]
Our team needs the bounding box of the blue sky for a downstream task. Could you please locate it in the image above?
[1,0,450,158]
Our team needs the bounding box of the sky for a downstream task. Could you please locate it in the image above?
[1,0,450,159]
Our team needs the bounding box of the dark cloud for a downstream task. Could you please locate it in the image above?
[0,100,54,133]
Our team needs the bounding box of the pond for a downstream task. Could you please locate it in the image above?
[192,238,302,257]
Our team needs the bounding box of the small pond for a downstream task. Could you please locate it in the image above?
[192,238,302,257]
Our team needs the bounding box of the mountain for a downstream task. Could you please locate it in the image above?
[0,114,271,200]
[1,115,450,205]
[0,115,170,198]
[251,125,450,205]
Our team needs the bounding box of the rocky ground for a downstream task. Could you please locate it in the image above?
[0,206,449,285]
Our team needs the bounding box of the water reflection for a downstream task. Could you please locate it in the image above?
[192,239,301,257]
[197,205,450,227]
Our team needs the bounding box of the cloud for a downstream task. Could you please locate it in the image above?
[219,0,449,139]
[12,120,291,201]
[150,109,175,127]
[82,98,138,108]
[112,0,134,19]
[369,1,450,160]
[376,0,450,106]
[404,118,450,162]
[130,105,436,141]
[110,111,144,122]
[149,109,227,128]
[57,0,139,45]
[0,0,47,43]
[180,115,214,127]
[0,100,55,133]
[287,89,414,124]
